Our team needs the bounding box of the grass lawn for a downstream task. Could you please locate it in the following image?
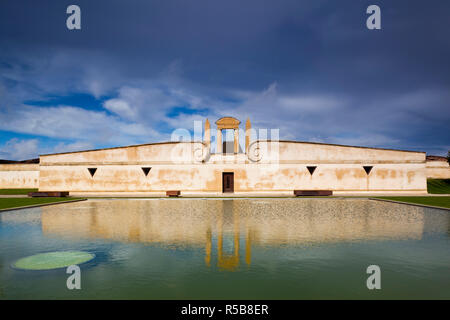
[427,179,450,194]
[0,197,84,210]
[375,196,450,209]
[0,188,38,195]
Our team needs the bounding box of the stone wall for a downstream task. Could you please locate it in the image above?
[38,140,427,194]
[0,164,39,188]
[426,160,450,179]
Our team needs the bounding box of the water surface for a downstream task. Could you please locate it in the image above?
[0,198,449,299]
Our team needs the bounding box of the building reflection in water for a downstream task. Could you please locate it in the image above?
[205,200,253,270]
[40,199,449,271]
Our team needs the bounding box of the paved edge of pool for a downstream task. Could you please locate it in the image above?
[0,198,88,213]
[369,198,450,211]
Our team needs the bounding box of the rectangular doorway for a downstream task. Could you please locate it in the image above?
[222,172,234,193]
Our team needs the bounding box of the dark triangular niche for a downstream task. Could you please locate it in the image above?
[142,167,152,176]
[88,168,97,177]
[363,166,373,175]
[307,166,317,175]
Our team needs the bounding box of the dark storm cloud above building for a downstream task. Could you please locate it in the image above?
[0,0,449,159]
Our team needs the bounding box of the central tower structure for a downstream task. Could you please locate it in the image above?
[215,117,241,154]
[204,116,252,155]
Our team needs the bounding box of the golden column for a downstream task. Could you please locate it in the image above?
[245,118,251,154]
[234,128,239,153]
[204,118,211,153]
[215,117,241,154]
[217,129,222,153]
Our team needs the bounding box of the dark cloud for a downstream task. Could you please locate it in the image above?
[0,0,449,158]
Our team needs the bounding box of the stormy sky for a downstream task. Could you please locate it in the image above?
[0,0,449,160]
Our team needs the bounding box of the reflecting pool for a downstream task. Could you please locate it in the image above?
[0,198,449,299]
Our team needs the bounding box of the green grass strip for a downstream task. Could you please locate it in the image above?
[375,196,450,209]
[0,197,84,210]
[427,179,450,194]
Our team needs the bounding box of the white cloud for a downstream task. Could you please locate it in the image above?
[0,104,155,146]
[0,138,39,160]
[103,99,136,120]
[51,141,95,154]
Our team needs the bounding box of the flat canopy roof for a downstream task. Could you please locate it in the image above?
[215,117,241,129]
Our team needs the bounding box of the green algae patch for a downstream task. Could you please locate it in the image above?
[13,251,95,270]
